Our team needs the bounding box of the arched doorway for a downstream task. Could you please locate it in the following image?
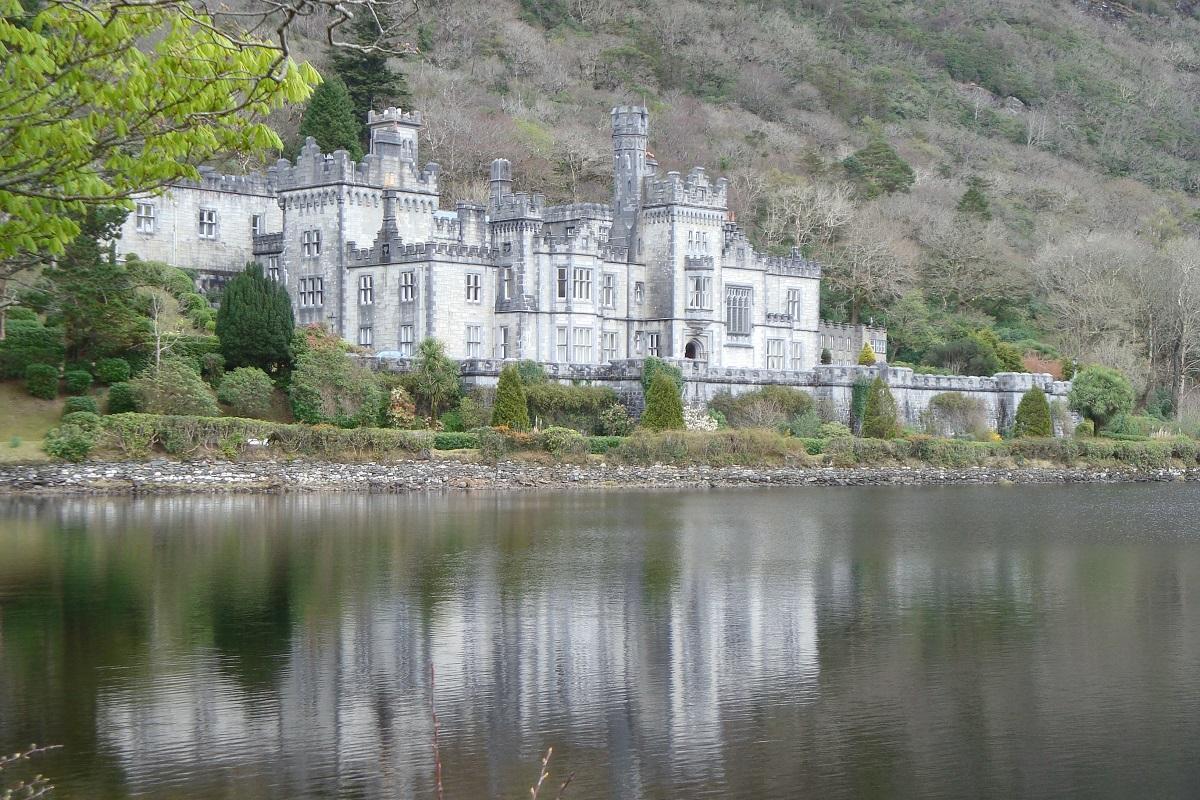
[684,339,705,361]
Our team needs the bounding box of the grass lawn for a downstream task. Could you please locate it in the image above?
[0,380,68,463]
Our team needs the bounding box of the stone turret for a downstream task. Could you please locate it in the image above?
[611,105,649,246]
[489,158,512,211]
[366,107,421,163]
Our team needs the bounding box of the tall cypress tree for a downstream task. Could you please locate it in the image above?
[298,77,363,159]
[215,263,294,373]
[328,8,411,132]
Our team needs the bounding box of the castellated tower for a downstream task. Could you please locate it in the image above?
[366,107,422,181]
[611,105,649,248]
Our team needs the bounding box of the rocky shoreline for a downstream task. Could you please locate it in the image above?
[0,459,1195,495]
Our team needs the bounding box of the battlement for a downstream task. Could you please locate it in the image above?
[543,203,614,223]
[274,137,439,193]
[818,320,886,337]
[367,107,422,127]
[348,238,497,266]
[644,167,728,210]
[761,248,822,278]
[611,105,649,137]
[492,191,545,221]
[184,165,277,196]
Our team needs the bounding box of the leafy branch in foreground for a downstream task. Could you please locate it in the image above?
[1,744,62,800]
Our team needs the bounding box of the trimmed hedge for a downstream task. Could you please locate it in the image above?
[106,382,138,414]
[96,357,131,384]
[24,363,59,399]
[63,396,99,415]
[433,432,478,450]
[64,369,93,395]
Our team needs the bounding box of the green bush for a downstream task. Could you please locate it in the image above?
[60,411,103,431]
[786,407,823,438]
[63,396,98,415]
[0,320,64,378]
[796,437,824,455]
[130,358,220,416]
[289,327,383,428]
[43,423,97,462]
[1069,366,1134,433]
[457,396,490,429]
[640,372,685,431]
[616,429,803,466]
[24,363,59,399]
[922,392,989,439]
[526,382,618,432]
[599,404,635,436]
[1074,419,1095,438]
[641,356,682,392]
[491,365,530,430]
[710,386,813,429]
[588,435,625,454]
[857,342,877,365]
[95,357,131,384]
[819,421,853,439]
[433,432,478,450]
[540,426,589,461]
[201,352,226,387]
[106,382,138,414]
[161,334,221,371]
[1013,387,1052,437]
[861,377,899,439]
[217,367,275,418]
[64,369,93,395]
[516,359,547,385]
[439,409,465,432]
[472,426,507,462]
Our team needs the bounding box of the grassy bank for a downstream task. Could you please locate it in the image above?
[28,412,1200,474]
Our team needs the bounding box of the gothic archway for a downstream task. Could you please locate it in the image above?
[684,339,705,361]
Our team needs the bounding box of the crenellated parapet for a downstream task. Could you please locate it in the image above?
[643,167,728,209]
[181,165,278,196]
[761,248,822,278]
[543,203,614,223]
[492,191,545,221]
[347,237,498,266]
[273,137,440,194]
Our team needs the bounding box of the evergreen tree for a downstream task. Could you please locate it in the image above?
[298,78,363,159]
[842,139,914,197]
[640,372,685,431]
[857,342,877,365]
[491,364,530,430]
[957,177,992,220]
[1013,386,1052,437]
[1069,366,1134,434]
[861,376,899,439]
[215,263,294,373]
[820,348,832,365]
[410,338,460,421]
[328,8,411,132]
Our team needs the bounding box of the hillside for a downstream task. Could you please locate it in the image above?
[271,0,1200,409]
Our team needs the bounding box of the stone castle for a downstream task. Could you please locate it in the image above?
[115,105,1072,431]
[116,105,885,370]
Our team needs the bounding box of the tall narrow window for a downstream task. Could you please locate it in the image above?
[358,326,373,347]
[497,326,510,359]
[556,267,568,300]
[267,256,280,282]
[767,338,784,370]
[399,325,414,357]
[602,331,618,362]
[786,288,802,321]
[790,341,804,371]
[634,331,644,355]
[726,287,751,336]
[301,229,322,257]
[466,325,482,358]
[299,277,324,307]
[136,202,155,234]
[634,282,644,305]
[400,271,416,302]
[198,208,217,238]
[573,268,592,301]
[465,273,481,303]
[646,332,660,357]
[251,214,265,236]
[556,326,569,363]
[573,327,592,363]
[688,276,711,309]
[500,269,512,301]
[601,274,616,308]
[358,275,374,305]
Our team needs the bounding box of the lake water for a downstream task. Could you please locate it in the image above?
[2,486,1200,799]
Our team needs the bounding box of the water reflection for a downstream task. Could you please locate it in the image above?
[2,486,1200,798]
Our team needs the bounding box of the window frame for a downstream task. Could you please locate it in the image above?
[399,271,416,303]
[572,268,592,301]
[725,285,752,336]
[198,207,217,239]
[556,326,569,363]
[399,325,414,357]
[573,327,592,363]
[466,325,483,358]
[135,202,155,234]
[465,273,481,303]
[358,326,373,347]
[358,274,374,305]
[767,338,784,370]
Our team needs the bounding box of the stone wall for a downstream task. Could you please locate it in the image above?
[364,356,1072,435]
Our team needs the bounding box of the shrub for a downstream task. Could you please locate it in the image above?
[43,423,96,462]
[457,396,489,429]
[857,342,877,365]
[861,376,899,439]
[60,411,103,430]
[491,365,530,430]
[63,396,98,415]
[289,327,383,428]
[1069,366,1134,433]
[0,320,64,378]
[588,435,624,455]
[217,367,275,418]
[516,359,547,385]
[710,386,813,429]
[386,386,417,428]
[540,426,589,461]
[433,432,478,450]
[215,263,294,372]
[472,427,507,462]
[525,382,618,432]
[820,348,832,365]
[1013,387,1052,437]
[640,372,685,431]
[1074,419,1095,438]
[850,377,872,432]
[64,369,93,395]
[786,407,823,438]
[410,338,460,420]
[616,429,802,467]
[440,409,465,432]
[200,352,226,387]
[641,356,682,392]
[95,357,131,384]
[130,358,220,416]
[24,363,59,399]
[819,421,853,439]
[106,382,138,414]
[599,403,635,436]
[923,392,989,439]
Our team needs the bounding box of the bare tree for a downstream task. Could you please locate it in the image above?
[759,180,856,251]
[822,213,911,324]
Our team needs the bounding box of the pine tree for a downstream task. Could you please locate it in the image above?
[215,263,294,373]
[842,139,914,197]
[491,364,530,430]
[1013,386,1052,437]
[861,376,899,439]
[857,342,877,365]
[298,78,363,159]
[328,9,411,132]
[957,178,992,220]
[640,372,685,431]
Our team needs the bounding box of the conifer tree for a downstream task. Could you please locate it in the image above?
[491,364,530,430]
[640,372,685,431]
[857,342,877,365]
[1013,386,1052,437]
[215,263,294,373]
[957,177,992,220]
[328,9,411,131]
[842,139,914,197]
[861,376,899,439]
[298,78,363,159]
